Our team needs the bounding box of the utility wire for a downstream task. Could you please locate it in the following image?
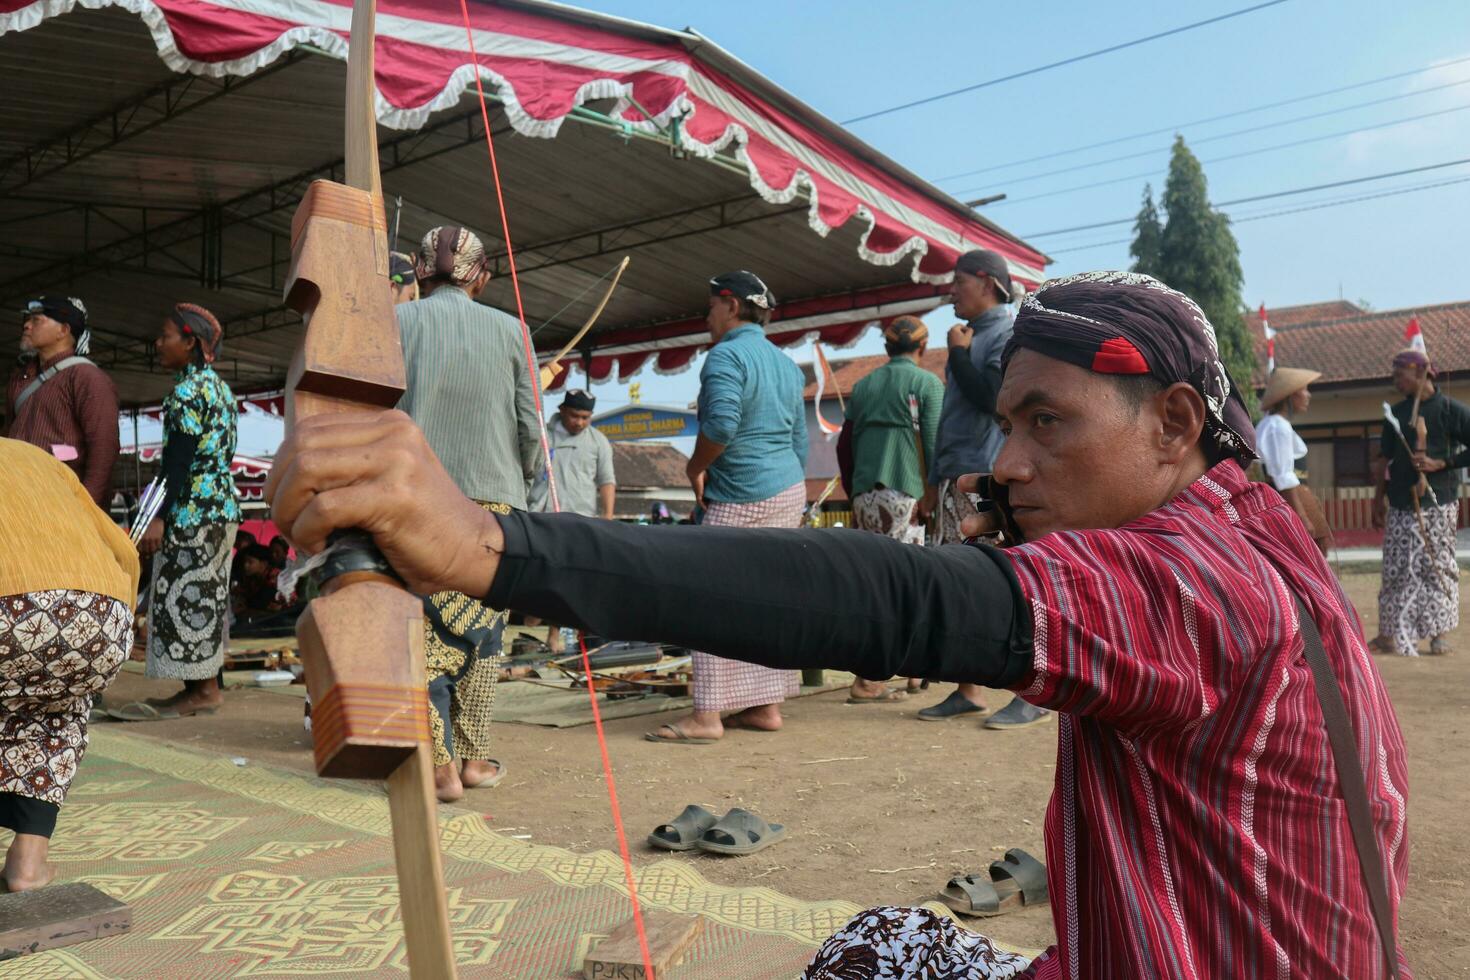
[1045,174,1470,255]
[1024,156,1470,238]
[935,54,1470,182]
[991,101,1470,208]
[840,0,1289,125]
[957,74,1470,193]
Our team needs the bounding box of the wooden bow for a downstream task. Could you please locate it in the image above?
[280,1,457,974]
[539,254,630,389]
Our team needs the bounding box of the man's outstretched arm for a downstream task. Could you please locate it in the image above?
[265,411,1032,689]
[488,511,1031,686]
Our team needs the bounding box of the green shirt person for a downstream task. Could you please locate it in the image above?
[837,316,943,541]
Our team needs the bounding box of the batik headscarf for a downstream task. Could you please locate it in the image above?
[709,270,775,310]
[1004,271,1256,463]
[416,226,489,286]
[171,303,223,364]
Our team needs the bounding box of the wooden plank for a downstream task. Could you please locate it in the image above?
[0,882,130,961]
[584,908,704,980]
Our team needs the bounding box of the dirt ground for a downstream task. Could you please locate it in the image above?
[100,571,1469,975]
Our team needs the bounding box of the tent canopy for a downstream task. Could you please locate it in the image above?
[1,0,1048,405]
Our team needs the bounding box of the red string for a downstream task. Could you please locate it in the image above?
[454,2,652,974]
[578,632,657,977]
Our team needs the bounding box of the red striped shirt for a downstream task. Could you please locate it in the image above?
[1009,461,1409,979]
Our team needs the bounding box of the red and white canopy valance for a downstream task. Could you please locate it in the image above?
[0,0,1047,289]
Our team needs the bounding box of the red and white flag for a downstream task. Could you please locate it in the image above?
[1403,315,1426,355]
[1260,303,1276,374]
[812,343,843,439]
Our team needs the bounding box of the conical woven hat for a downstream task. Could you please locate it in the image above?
[1261,367,1321,410]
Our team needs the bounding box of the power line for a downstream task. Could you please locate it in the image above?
[1048,175,1470,255]
[934,54,1470,182]
[957,74,1470,193]
[1023,156,1470,238]
[1044,174,1470,255]
[990,101,1470,208]
[840,0,1289,125]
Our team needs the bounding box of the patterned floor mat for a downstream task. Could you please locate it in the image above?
[0,729,863,979]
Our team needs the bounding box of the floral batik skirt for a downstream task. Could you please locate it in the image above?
[1,590,131,806]
[424,501,510,766]
[1378,501,1460,656]
[146,520,238,681]
[803,907,1035,979]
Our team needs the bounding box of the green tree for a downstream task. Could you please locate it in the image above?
[1148,136,1258,412]
[1128,183,1163,277]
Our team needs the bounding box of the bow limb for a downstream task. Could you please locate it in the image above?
[539,255,631,390]
[282,0,456,974]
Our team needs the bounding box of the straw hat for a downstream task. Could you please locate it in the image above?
[1261,367,1321,411]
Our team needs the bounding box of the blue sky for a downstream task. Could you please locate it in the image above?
[227,0,1470,454]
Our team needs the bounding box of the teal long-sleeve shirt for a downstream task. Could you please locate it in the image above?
[697,323,808,504]
[848,356,943,501]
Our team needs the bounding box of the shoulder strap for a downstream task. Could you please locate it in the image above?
[1292,595,1401,978]
[12,355,93,412]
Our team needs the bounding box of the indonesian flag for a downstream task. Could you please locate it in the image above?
[1404,315,1426,355]
[1260,303,1276,374]
[812,343,843,439]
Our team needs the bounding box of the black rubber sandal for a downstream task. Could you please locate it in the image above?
[939,848,1048,917]
[648,804,720,852]
[696,808,787,856]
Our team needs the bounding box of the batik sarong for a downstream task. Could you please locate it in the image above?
[1378,501,1460,656]
[853,487,926,545]
[146,520,237,680]
[803,907,1033,979]
[1,590,131,834]
[425,500,510,765]
[692,483,804,712]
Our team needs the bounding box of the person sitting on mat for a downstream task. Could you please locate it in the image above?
[0,438,137,891]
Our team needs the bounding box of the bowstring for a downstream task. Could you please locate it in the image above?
[454,4,656,977]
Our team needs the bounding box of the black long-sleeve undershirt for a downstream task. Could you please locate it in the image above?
[156,431,199,514]
[487,512,1033,687]
[947,345,1003,414]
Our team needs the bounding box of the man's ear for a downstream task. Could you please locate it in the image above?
[1155,382,1207,463]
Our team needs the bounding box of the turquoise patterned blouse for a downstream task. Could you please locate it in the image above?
[162,363,241,529]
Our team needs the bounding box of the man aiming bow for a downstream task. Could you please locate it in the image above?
[267,272,1409,979]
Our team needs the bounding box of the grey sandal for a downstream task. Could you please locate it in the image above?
[648,805,719,852]
[940,848,1048,918]
[696,807,787,856]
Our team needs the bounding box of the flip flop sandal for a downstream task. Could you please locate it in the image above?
[107,701,218,722]
[917,690,988,721]
[643,722,717,745]
[1366,636,1397,656]
[940,848,1048,918]
[461,759,507,789]
[696,807,787,856]
[1430,638,1455,656]
[107,702,179,722]
[647,804,720,851]
[846,687,907,704]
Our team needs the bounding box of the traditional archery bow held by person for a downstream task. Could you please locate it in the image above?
[268,271,1410,980]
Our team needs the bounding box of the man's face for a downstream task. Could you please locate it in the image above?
[993,350,1183,540]
[560,407,593,435]
[1391,363,1424,397]
[270,539,289,563]
[950,271,995,321]
[243,556,267,579]
[21,313,68,353]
